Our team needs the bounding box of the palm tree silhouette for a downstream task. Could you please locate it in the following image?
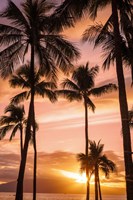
[77,153,93,200]
[54,1,133,198]
[9,64,57,200]
[89,140,116,200]
[77,140,116,200]
[0,104,25,159]
[57,62,117,200]
[82,2,133,81]
[0,1,80,199]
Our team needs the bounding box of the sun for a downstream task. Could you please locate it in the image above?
[60,170,87,183]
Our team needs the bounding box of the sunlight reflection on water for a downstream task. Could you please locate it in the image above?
[0,193,126,200]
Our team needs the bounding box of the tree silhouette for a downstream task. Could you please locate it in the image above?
[0,104,25,159]
[0,1,80,199]
[57,62,117,200]
[53,1,133,198]
[9,64,57,200]
[77,140,116,200]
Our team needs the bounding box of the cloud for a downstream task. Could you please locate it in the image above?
[0,143,125,186]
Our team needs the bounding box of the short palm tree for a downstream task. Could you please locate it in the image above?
[89,140,116,200]
[77,153,93,200]
[0,1,80,199]
[9,64,57,200]
[57,62,117,200]
[77,140,116,200]
[0,104,25,159]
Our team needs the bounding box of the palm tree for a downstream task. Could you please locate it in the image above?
[0,1,80,199]
[9,64,57,200]
[53,1,133,199]
[57,62,117,200]
[0,104,25,159]
[77,153,94,200]
[77,140,116,200]
[83,1,133,198]
[82,3,133,81]
[89,140,116,200]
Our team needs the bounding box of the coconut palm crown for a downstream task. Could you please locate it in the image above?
[9,64,57,104]
[0,104,25,158]
[0,0,80,78]
[77,140,116,200]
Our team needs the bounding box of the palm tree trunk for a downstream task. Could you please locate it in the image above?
[98,172,102,200]
[33,116,37,200]
[95,166,98,200]
[15,43,35,200]
[111,1,133,200]
[20,126,23,160]
[84,97,89,200]
[15,100,34,200]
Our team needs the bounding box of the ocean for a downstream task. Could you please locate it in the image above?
[0,193,126,200]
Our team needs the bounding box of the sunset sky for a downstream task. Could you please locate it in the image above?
[0,0,133,195]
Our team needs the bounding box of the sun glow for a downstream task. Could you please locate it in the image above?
[60,170,87,183]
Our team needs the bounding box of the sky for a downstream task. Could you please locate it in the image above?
[0,0,133,195]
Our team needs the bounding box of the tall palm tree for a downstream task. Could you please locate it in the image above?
[0,1,80,199]
[9,64,57,200]
[0,104,25,159]
[77,140,116,200]
[57,62,117,200]
[83,1,133,199]
[53,1,133,199]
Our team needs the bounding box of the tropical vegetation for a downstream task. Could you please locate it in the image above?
[53,0,133,199]
[77,140,116,200]
[9,64,57,200]
[0,0,79,200]
[0,103,26,159]
[57,63,117,200]
[0,0,132,200]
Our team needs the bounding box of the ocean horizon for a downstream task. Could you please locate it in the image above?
[0,193,126,200]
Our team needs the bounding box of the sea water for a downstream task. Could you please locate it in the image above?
[0,193,126,200]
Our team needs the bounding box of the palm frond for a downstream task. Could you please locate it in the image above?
[99,155,117,177]
[0,124,14,140]
[0,24,22,34]
[0,34,23,47]
[0,41,26,78]
[61,78,80,91]
[0,116,14,126]
[90,83,117,97]
[72,65,97,90]
[0,0,29,30]
[35,44,58,81]
[4,104,25,120]
[9,124,19,141]
[11,91,30,104]
[44,34,80,73]
[9,74,30,89]
[89,140,104,157]
[77,153,88,172]
[82,23,104,43]
[49,0,90,32]
[89,0,111,20]
[42,89,57,103]
[56,89,82,102]
[86,97,96,112]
